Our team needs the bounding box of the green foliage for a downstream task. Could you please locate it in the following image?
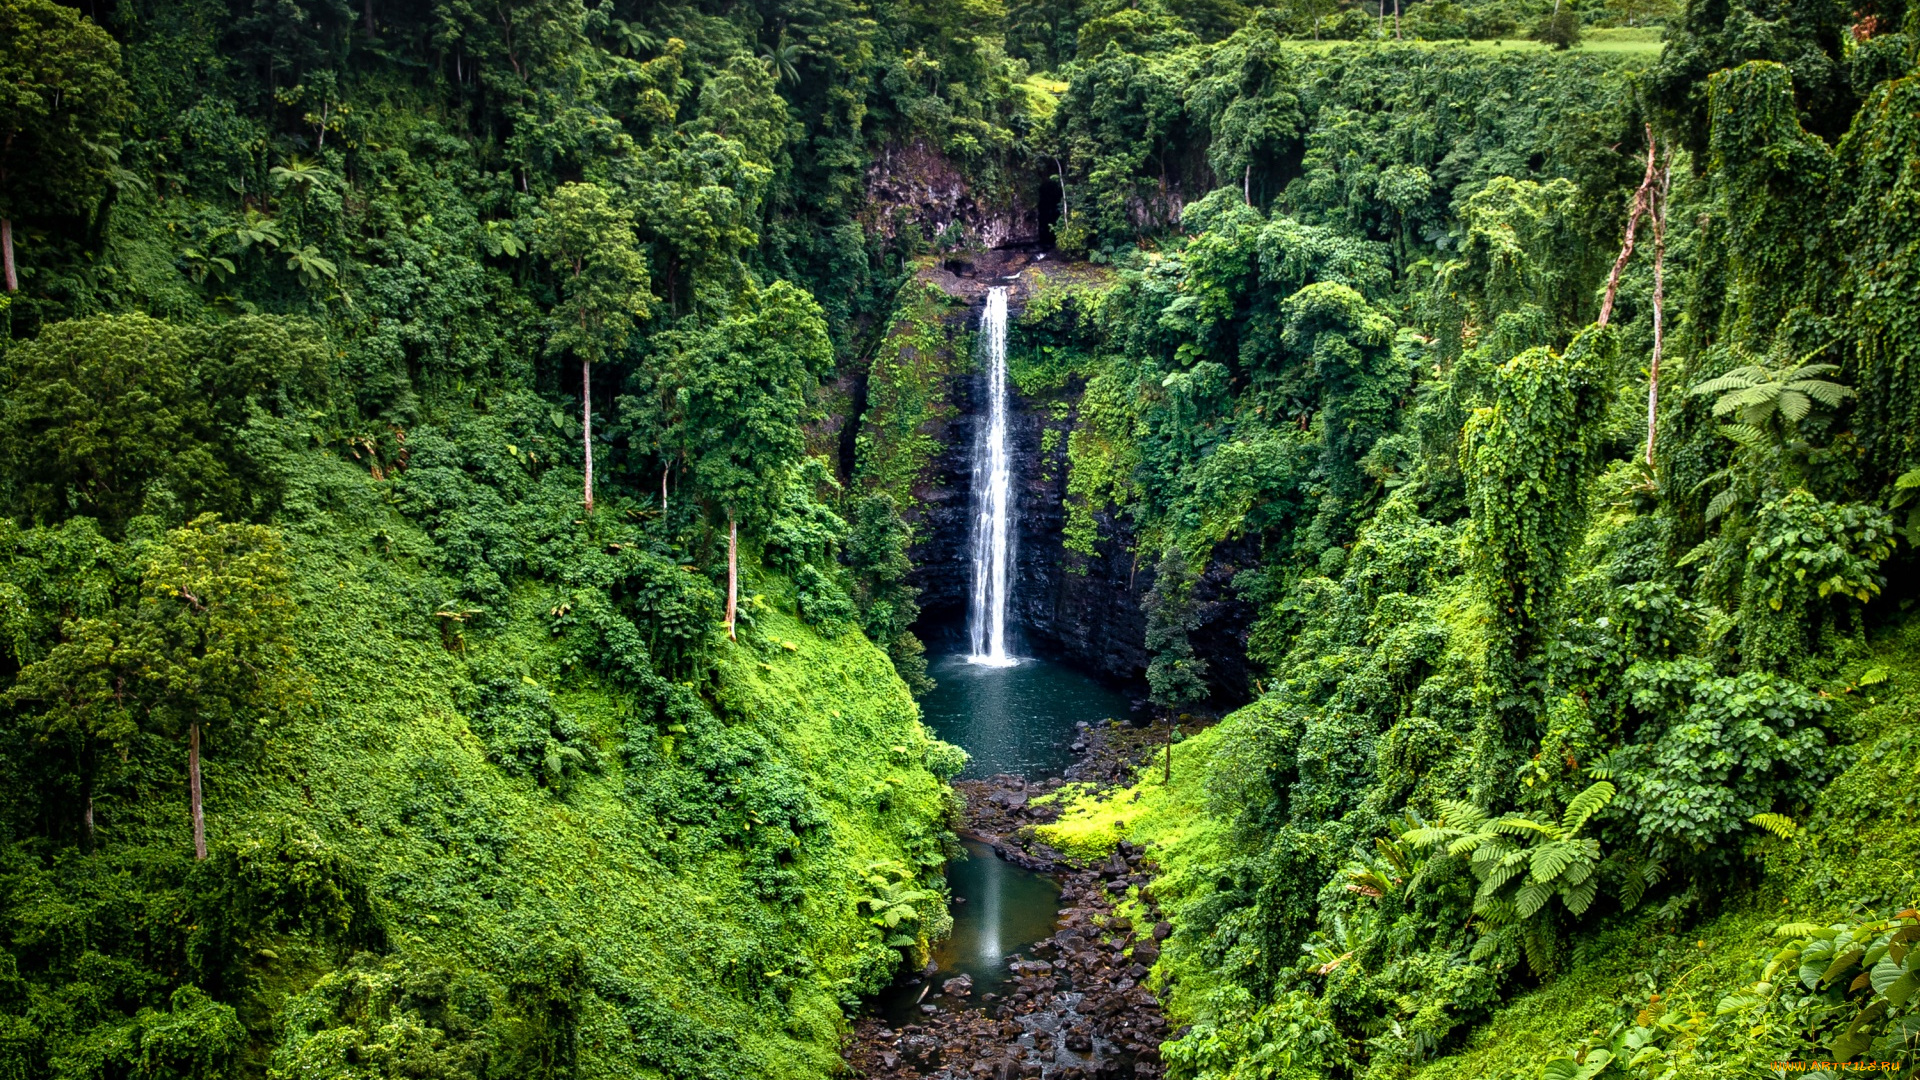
[673,282,835,526]
[1145,545,1212,711]
[1406,782,1618,973]
[533,182,652,367]
[0,0,129,225]
[3,316,227,532]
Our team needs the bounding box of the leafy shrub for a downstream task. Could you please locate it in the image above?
[1607,658,1836,856]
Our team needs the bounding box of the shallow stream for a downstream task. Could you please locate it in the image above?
[876,653,1132,1022]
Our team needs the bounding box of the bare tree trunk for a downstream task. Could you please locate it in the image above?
[189,722,207,861]
[1646,161,1671,467]
[582,358,594,512]
[1244,164,1251,204]
[2,219,15,293]
[364,0,374,35]
[1394,0,1402,38]
[1054,155,1070,225]
[661,467,669,510]
[1599,126,1658,328]
[82,752,96,853]
[726,514,739,640]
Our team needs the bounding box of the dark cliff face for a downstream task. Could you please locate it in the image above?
[902,308,1251,708]
[908,366,978,633]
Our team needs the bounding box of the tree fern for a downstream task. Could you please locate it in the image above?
[1749,812,1800,839]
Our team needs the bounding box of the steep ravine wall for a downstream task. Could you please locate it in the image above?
[879,262,1253,707]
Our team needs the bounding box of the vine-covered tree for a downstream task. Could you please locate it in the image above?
[673,281,834,638]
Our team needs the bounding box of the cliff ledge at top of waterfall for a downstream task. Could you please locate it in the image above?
[916,248,1111,306]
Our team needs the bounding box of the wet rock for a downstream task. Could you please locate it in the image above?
[901,1033,942,1068]
[944,974,975,997]
[1152,920,1172,941]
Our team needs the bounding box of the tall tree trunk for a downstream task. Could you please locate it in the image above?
[1599,126,1658,328]
[1646,162,1670,467]
[2,219,15,293]
[726,514,739,640]
[1243,165,1251,204]
[661,467,668,510]
[82,749,96,853]
[582,358,594,512]
[1394,0,1401,38]
[189,722,207,861]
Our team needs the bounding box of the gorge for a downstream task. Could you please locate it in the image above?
[0,1,1917,1078]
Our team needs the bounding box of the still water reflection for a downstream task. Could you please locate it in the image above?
[918,654,1132,779]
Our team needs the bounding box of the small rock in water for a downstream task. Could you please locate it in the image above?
[943,974,975,997]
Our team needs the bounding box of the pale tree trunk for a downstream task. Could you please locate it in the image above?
[582,358,594,512]
[1243,165,1251,204]
[189,722,207,861]
[1394,0,1401,38]
[661,467,668,510]
[2,219,15,293]
[82,752,96,853]
[1646,161,1671,467]
[1599,126,1659,328]
[725,515,739,640]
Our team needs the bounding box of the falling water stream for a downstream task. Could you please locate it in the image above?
[967,287,1016,667]
[872,283,1134,1023]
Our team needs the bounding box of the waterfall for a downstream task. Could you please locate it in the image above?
[967,287,1017,667]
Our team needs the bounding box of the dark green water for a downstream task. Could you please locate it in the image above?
[919,653,1133,779]
[876,654,1131,1020]
[878,840,1064,1021]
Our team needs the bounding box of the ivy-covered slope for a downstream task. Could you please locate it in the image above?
[0,442,962,1078]
[1000,17,1920,1078]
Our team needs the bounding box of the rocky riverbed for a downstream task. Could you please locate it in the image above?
[846,714,1207,1080]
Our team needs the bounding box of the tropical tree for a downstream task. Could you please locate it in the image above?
[674,281,833,638]
[0,314,232,532]
[532,182,651,512]
[0,0,129,291]
[10,516,301,859]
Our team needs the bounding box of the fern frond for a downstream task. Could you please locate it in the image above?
[1776,389,1811,423]
[1785,361,1842,380]
[1437,798,1489,831]
[1528,841,1577,884]
[1562,874,1599,916]
[1675,538,1718,568]
[1718,423,1768,448]
[1515,882,1553,919]
[1705,487,1740,521]
[1749,812,1799,840]
[1792,378,1852,407]
[1483,853,1528,892]
[1560,781,1616,835]
[1492,815,1555,838]
[1689,367,1765,397]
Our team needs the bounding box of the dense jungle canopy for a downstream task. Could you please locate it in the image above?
[0,0,1917,1075]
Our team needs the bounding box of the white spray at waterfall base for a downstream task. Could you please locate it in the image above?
[968,287,1018,667]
